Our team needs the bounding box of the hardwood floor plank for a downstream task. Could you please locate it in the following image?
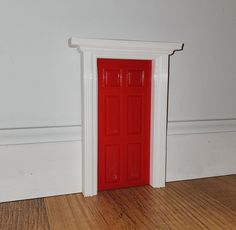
[1,175,236,230]
[45,191,151,230]
[137,186,207,229]
[186,176,236,212]
[218,174,236,188]
[45,194,88,230]
[168,181,236,230]
[108,187,189,230]
[83,192,139,230]
[0,198,50,230]
[99,189,163,230]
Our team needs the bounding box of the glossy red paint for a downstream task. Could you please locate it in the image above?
[98,59,152,191]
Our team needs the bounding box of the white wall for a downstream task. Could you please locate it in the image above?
[0,0,236,202]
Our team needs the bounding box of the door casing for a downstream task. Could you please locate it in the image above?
[69,37,183,196]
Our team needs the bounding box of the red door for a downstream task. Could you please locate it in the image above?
[98,59,151,191]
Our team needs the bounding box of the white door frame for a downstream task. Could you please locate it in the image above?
[69,38,182,196]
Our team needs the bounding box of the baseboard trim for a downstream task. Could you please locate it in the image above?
[0,126,82,145]
[0,141,82,203]
[1,119,236,145]
[168,119,236,135]
[166,130,236,182]
[0,119,235,202]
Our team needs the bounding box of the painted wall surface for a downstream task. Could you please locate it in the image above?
[0,0,236,202]
[0,0,236,127]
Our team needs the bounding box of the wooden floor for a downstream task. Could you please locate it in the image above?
[0,175,235,230]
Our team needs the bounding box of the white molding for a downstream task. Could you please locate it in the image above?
[0,141,82,203]
[2,119,234,146]
[69,37,183,196]
[0,126,82,145]
[166,130,236,182]
[168,119,236,135]
[69,38,183,54]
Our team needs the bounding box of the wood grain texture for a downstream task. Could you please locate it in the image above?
[0,175,235,230]
[0,198,50,230]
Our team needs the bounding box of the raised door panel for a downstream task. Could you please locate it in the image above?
[127,95,143,135]
[127,69,144,87]
[127,143,142,181]
[105,145,121,184]
[103,69,121,88]
[104,96,121,136]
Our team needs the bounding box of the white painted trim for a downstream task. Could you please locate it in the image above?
[69,38,182,54]
[0,126,81,145]
[2,119,234,147]
[168,119,236,135]
[0,141,82,203]
[166,130,236,182]
[69,37,183,196]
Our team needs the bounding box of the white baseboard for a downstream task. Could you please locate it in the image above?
[0,125,81,145]
[0,119,235,202]
[0,141,82,203]
[168,119,236,135]
[0,125,83,203]
[166,119,236,182]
